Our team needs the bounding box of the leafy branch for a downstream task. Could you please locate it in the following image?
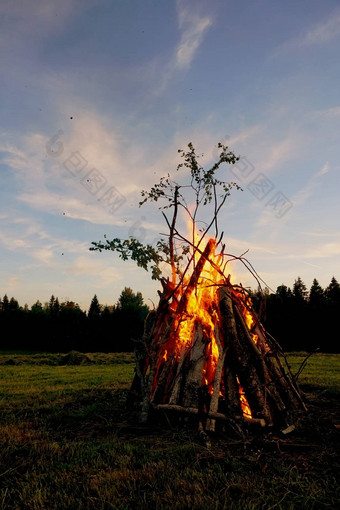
[90,142,242,284]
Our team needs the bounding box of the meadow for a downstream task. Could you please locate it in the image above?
[0,351,338,509]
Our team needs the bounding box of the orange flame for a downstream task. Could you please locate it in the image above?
[237,376,252,418]
[152,223,262,417]
[175,236,222,394]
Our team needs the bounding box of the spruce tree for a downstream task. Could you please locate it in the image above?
[309,279,325,307]
[293,277,308,304]
[326,276,340,304]
[2,295,9,312]
[88,294,101,317]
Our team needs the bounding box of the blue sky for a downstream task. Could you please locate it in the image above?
[1,0,339,310]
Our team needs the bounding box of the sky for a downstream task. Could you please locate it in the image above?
[1,0,339,311]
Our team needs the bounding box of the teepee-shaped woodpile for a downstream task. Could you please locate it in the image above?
[129,236,307,433]
[91,142,307,433]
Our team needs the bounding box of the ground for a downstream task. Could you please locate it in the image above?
[0,352,338,509]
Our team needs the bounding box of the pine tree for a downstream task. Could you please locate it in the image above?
[325,276,340,304]
[53,297,60,316]
[49,295,55,313]
[88,294,101,317]
[2,294,9,312]
[309,279,325,307]
[276,284,293,302]
[8,297,19,311]
[31,300,43,313]
[293,277,308,304]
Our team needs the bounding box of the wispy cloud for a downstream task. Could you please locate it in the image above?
[291,161,330,209]
[175,0,213,70]
[260,134,303,174]
[253,159,329,231]
[299,9,340,46]
[63,255,123,285]
[271,8,340,57]
[287,242,340,260]
[0,0,87,51]
[157,1,213,92]
[2,110,140,225]
[310,106,340,119]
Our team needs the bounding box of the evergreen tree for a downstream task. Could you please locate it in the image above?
[88,294,101,317]
[31,300,44,313]
[2,294,9,312]
[9,297,19,311]
[292,277,308,304]
[101,305,112,317]
[53,297,61,316]
[276,284,293,302]
[309,279,325,307]
[325,276,340,304]
[49,295,56,314]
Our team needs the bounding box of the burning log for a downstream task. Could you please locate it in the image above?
[129,236,307,434]
[93,141,307,435]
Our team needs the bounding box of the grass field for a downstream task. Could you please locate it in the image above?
[0,351,339,509]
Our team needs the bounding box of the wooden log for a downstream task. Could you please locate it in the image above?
[223,366,243,420]
[140,241,215,422]
[232,300,304,428]
[126,310,155,408]
[174,322,206,406]
[218,287,273,425]
[151,353,179,405]
[206,324,225,432]
[153,404,266,427]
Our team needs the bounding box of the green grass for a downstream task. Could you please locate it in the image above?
[0,352,338,509]
[286,352,340,396]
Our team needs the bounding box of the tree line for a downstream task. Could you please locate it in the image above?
[0,276,339,353]
[249,276,340,353]
[0,287,149,353]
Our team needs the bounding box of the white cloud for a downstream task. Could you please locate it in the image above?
[17,191,127,226]
[291,162,330,208]
[0,216,91,271]
[318,162,329,176]
[270,8,340,57]
[157,1,213,92]
[63,255,124,286]
[303,242,340,259]
[175,2,213,70]
[32,247,55,265]
[301,230,340,238]
[2,110,144,225]
[0,0,89,51]
[0,144,28,170]
[299,10,340,46]
[260,135,302,174]
[311,106,340,119]
[254,160,330,231]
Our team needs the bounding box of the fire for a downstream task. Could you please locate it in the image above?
[153,225,259,419]
[175,237,221,394]
[237,376,252,418]
[234,291,259,346]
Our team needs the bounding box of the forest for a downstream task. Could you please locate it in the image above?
[0,276,339,353]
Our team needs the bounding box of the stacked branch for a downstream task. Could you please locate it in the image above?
[91,142,307,433]
[129,243,307,433]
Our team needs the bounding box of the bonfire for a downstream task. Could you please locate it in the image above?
[91,142,307,435]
